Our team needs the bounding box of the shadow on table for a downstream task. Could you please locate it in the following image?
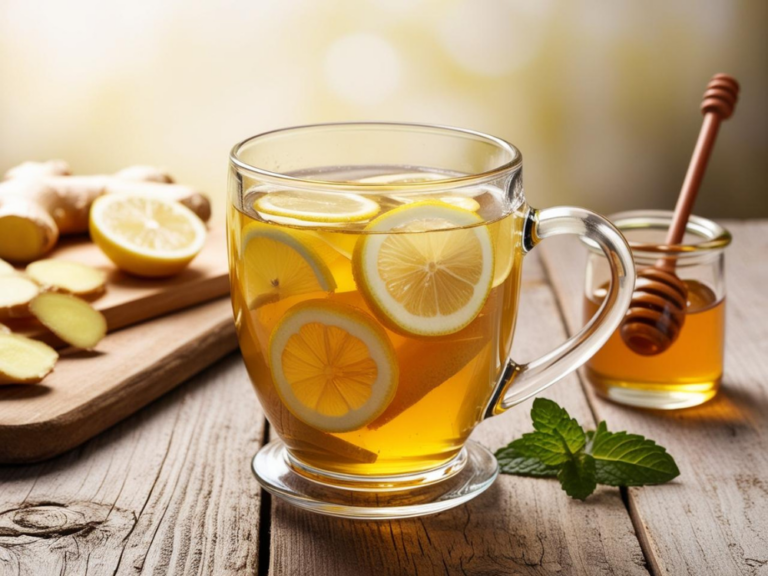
[598,382,764,433]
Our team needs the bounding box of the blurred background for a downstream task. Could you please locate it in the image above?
[1,0,766,221]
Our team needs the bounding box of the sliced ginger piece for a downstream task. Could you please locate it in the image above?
[26,259,106,297]
[29,292,107,349]
[0,275,40,319]
[0,322,10,334]
[0,333,59,384]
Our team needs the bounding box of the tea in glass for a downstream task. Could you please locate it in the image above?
[229,166,524,477]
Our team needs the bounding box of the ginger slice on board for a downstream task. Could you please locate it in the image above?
[0,333,58,385]
[29,293,107,350]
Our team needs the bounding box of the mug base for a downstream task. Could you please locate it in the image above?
[252,439,499,520]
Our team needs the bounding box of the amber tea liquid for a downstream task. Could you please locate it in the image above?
[229,166,524,476]
[584,279,724,409]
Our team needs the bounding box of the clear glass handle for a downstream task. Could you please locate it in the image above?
[486,206,635,416]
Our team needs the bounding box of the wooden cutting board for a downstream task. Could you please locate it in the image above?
[0,297,239,464]
[6,227,230,346]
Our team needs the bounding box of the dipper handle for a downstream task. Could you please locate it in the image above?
[621,74,739,356]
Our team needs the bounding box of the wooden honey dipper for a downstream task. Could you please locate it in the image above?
[620,73,740,355]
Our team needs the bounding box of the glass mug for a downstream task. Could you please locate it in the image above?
[227,123,635,519]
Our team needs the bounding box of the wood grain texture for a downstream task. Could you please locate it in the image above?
[0,297,238,463]
[0,353,264,576]
[269,253,649,576]
[539,220,768,576]
[5,227,229,347]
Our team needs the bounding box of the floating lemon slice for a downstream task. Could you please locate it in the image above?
[89,195,206,277]
[357,172,447,184]
[242,223,336,307]
[253,189,380,223]
[268,300,398,432]
[392,194,480,212]
[353,201,494,337]
[357,172,482,212]
[491,215,515,288]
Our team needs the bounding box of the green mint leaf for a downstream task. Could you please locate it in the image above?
[495,444,559,477]
[511,433,571,466]
[495,400,680,501]
[590,422,680,486]
[530,397,586,454]
[585,421,605,446]
[558,452,597,500]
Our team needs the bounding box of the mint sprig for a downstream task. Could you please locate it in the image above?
[495,399,679,500]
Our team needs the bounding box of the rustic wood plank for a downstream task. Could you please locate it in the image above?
[0,353,264,575]
[0,297,238,464]
[539,220,768,576]
[269,253,649,576]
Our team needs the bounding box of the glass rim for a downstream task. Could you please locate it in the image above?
[585,209,731,255]
[229,122,523,191]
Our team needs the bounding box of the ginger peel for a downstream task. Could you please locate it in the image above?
[0,160,211,263]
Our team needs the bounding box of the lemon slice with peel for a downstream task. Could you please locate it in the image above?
[353,201,494,337]
[269,300,398,432]
[491,215,515,288]
[242,223,336,307]
[254,189,380,223]
[392,194,480,212]
[89,195,206,277]
[357,172,447,184]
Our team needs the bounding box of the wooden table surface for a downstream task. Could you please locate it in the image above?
[1,220,766,576]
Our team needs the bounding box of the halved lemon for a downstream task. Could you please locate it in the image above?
[268,300,398,432]
[353,201,494,337]
[242,223,336,307]
[253,189,380,223]
[89,195,206,277]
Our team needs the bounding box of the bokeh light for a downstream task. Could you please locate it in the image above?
[0,0,765,220]
[325,33,401,105]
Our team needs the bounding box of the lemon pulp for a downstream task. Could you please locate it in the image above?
[353,201,494,336]
[242,223,336,307]
[269,300,398,432]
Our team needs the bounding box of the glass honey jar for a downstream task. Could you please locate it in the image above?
[583,210,731,409]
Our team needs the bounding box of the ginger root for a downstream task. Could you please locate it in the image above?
[0,274,40,319]
[0,160,211,263]
[0,333,59,384]
[26,259,106,298]
[29,292,107,350]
